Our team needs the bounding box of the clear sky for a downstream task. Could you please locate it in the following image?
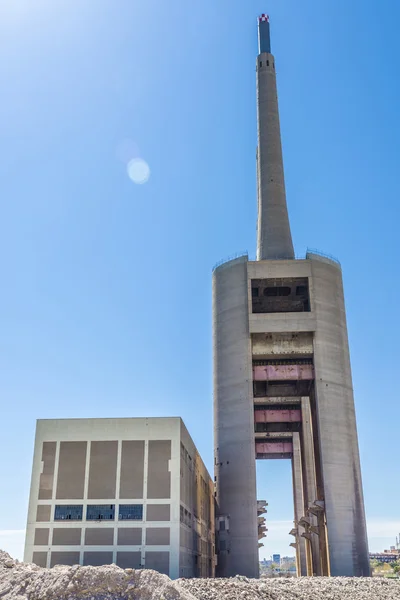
[0,0,399,562]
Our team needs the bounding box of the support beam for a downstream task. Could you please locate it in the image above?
[300,397,322,576]
[292,432,307,576]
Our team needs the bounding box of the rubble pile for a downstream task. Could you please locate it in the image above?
[1,550,399,600]
[0,551,191,600]
[180,574,400,600]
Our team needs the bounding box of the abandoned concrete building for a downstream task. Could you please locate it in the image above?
[212,15,370,578]
[24,418,215,578]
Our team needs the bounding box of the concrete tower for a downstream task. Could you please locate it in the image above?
[213,15,370,578]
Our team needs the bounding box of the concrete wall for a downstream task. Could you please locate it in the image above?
[309,254,370,576]
[180,421,215,578]
[252,332,313,357]
[213,257,259,578]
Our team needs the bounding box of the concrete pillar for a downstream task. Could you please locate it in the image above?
[301,396,321,576]
[256,52,294,260]
[309,253,370,576]
[292,433,307,576]
[213,256,259,578]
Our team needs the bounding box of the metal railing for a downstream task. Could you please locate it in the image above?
[212,247,341,271]
[212,251,249,271]
[306,247,341,266]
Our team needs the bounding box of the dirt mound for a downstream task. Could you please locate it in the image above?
[1,551,399,599]
[0,550,194,600]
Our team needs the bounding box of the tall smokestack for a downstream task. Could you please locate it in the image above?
[256,14,294,260]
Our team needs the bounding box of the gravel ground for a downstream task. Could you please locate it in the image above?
[1,550,399,600]
[179,574,400,600]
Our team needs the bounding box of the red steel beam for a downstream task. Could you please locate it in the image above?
[256,441,293,454]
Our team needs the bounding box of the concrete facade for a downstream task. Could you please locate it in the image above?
[213,257,259,577]
[25,418,215,579]
[213,255,370,577]
[212,16,369,578]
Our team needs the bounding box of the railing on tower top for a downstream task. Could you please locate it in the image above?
[306,248,341,266]
[212,248,341,271]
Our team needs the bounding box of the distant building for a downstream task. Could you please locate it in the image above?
[280,556,297,572]
[272,554,281,564]
[370,552,400,564]
[24,418,215,578]
[260,559,272,567]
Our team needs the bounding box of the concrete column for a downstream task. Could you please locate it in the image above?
[213,256,259,578]
[309,253,370,576]
[256,53,294,260]
[292,433,307,576]
[301,397,321,576]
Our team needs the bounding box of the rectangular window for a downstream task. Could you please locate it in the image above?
[86,504,115,521]
[118,504,143,521]
[251,278,310,313]
[219,520,225,532]
[54,505,83,521]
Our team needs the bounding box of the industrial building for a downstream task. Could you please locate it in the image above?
[24,418,215,578]
[213,15,370,577]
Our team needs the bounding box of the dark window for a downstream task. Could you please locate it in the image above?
[259,61,262,67]
[86,504,115,521]
[220,520,225,532]
[54,505,83,521]
[220,540,226,551]
[264,286,291,297]
[252,278,310,314]
[252,287,259,298]
[267,60,270,66]
[118,504,143,520]
[264,287,277,297]
[296,285,307,296]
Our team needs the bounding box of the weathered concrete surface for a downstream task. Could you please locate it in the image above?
[292,432,307,576]
[256,52,294,260]
[301,396,322,576]
[213,257,259,578]
[309,253,370,576]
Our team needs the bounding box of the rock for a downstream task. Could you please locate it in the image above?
[3,560,14,568]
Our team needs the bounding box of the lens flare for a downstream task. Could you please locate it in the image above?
[127,158,150,184]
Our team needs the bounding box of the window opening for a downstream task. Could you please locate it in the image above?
[54,505,83,521]
[86,504,115,521]
[118,504,143,520]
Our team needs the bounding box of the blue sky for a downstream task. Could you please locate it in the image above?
[0,0,399,561]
